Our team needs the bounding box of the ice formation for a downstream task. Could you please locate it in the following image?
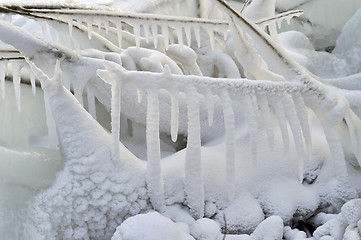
[1,0,361,240]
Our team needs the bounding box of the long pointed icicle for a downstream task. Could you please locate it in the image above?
[151,24,158,48]
[194,25,201,48]
[29,68,36,96]
[184,25,192,47]
[271,96,289,152]
[293,93,312,157]
[175,26,184,49]
[282,93,306,182]
[241,94,259,164]
[0,61,6,99]
[161,24,169,50]
[86,19,93,40]
[257,95,274,150]
[133,22,141,48]
[146,88,165,211]
[67,17,73,38]
[115,22,123,49]
[185,87,204,219]
[44,92,59,149]
[143,23,150,43]
[12,61,22,113]
[220,89,236,200]
[110,81,121,166]
[170,91,179,142]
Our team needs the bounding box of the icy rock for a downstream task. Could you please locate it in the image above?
[190,218,222,240]
[250,216,283,240]
[111,212,195,240]
[215,192,264,234]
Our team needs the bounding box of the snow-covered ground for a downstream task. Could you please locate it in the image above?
[1,0,361,239]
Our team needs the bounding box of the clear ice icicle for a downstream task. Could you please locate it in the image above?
[86,19,93,40]
[110,81,121,165]
[151,24,158,48]
[115,22,123,49]
[133,22,141,48]
[185,87,204,218]
[0,61,6,99]
[87,86,96,119]
[12,62,22,113]
[257,95,274,150]
[143,23,150,43]
[29,68,36,96]
[293,93,312,156]
[220,90,235,200]
[175,26,184,49]
[170,92,179,142]
[67,17,73,38]
[282,93,305,182]
[271,96,289,152]
[146,88,165,211]
[161,24,169,50]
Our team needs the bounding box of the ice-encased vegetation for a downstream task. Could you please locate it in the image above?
[1,0,361,239]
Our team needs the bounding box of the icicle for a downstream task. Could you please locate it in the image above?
[74,88,84,107]
[206,27,215,51]
[286,15,292,25]
[276,19,283,29]
[161,24,169,50]
[241,94,259,164]
[133,22,141,48]
[87,86,96,119]
[170,91,179,142]
[115,22,123,49]
[40,20,49,36]
[271,96,289,152]
[282,93,306,182]
[185,87,204,219]
[257,95,274,150]
[44,92,59,149]
[151,24,158,48]
[146,88,165,211]
[292,93,312,157]
[143,23,150,43]
[175,26,184,49]
[194,25,201,48]
[29,68,36,96]
[104,20,109,34]
[12,62,22,113]
[110,80,121,165]
[184,25,192,47]
[67,17,73,38]
[0,61,6,99]
[205,90,214,126]
[86,19,93,40]
[137,88,142,103]
[220,90,235,200]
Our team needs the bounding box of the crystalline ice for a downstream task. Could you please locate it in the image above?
[194,25,201,48]
[142,23,150,43]
[151,24,158,48]
[161,24,169,50]
[184,25,192,47]
[29,67,36,96]
[293,93,312,156]
[271,96,289,152]
[0,61,6,99]
[175,26,184,49]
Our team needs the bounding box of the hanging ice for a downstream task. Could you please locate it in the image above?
[133,22,141,48]
[142,23,150,43]
[257,95,274,150]
[110,80,121,165]
[0,61,6,98]
[161,24,169,50]
[29,66,36,95]
[12,61,22,113]
[185,87,204,219]
[44,91,59,149]
[146,88,165,211]
[220,89,235,200]
[115,22,123,49]
[282,93,306,182]
[175,26,184,49]
[151,24,158,48]
[170,91,179,142]
[205,26,215,51]
[271,96,289,152]
[86,19,93,40]
[194,25,201,48]
[184,25,192,47]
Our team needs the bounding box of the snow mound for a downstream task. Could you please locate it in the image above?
[111,212,194,240]
[313,199,361,239]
